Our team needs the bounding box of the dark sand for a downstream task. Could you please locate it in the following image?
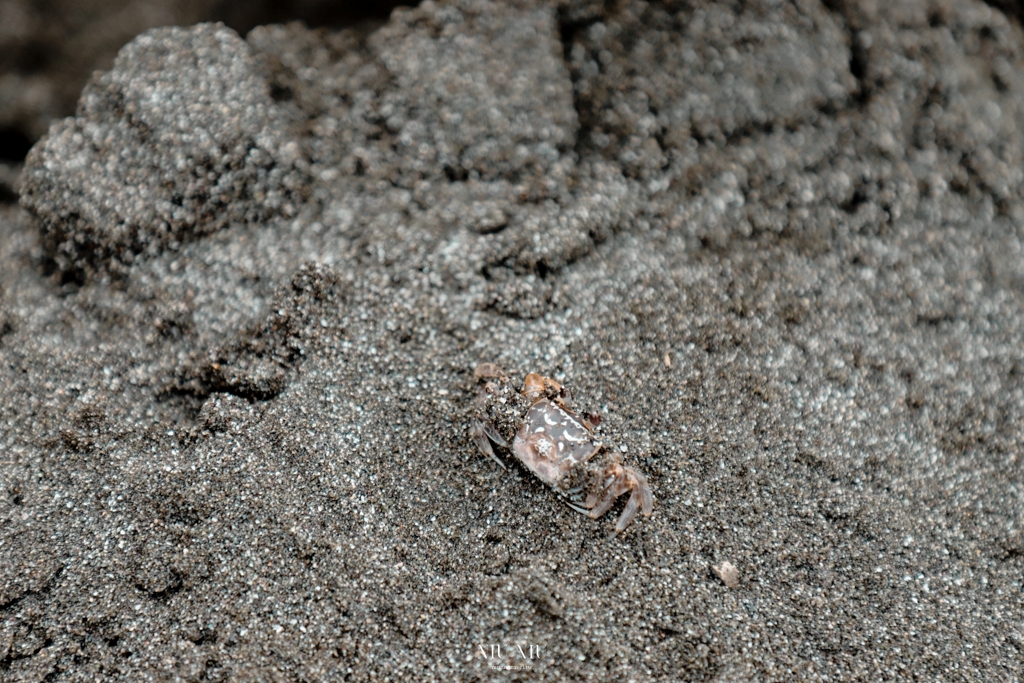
[2,1,1024,680]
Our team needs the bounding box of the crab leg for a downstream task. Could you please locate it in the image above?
[615,489,642,532]
[471,419,507,469]
[481,420,508,448]
[587,479,625,518]
[566,501,591,516]
[637,471,654,516]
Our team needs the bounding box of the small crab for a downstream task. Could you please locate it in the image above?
[470,363,653,532]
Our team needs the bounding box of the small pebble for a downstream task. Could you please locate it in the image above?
[713,561,739,588]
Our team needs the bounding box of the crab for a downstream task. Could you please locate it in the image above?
[470,363,653,532]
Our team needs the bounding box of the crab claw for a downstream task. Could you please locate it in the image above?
[585,459,654,532]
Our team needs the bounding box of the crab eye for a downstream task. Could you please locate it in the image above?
[522,373,548,401]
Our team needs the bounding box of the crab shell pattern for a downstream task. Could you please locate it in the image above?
[471,364,654,532]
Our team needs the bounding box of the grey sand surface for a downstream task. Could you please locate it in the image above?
[2,0,1024,680]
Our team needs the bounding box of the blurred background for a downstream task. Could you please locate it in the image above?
[0,0,406,195]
